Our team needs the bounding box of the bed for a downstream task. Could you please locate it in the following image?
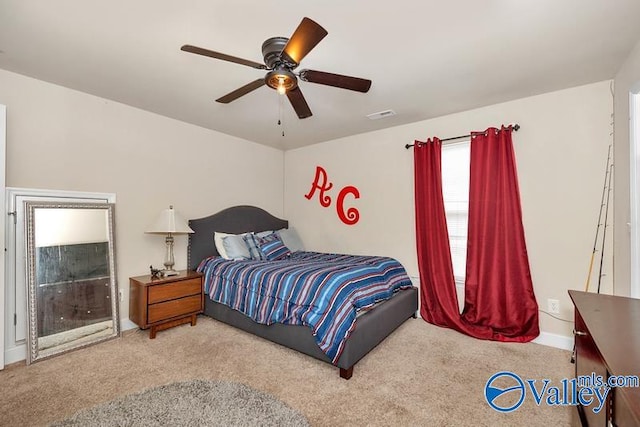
[187,205,418,379]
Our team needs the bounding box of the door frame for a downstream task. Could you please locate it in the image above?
[0,105,6,369]
[630,90,640,299]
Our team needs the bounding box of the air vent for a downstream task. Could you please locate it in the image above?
[366,109,396,120]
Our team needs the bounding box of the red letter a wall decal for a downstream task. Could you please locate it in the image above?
[304,166,333,207]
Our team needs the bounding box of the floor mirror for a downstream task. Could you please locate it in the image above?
[25,202,120,364]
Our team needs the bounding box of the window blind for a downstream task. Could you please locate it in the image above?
[441,140,470,283]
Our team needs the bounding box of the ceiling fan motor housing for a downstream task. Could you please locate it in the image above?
[262,37,291,69]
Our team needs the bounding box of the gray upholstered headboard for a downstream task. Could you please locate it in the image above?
[187,205,288,271]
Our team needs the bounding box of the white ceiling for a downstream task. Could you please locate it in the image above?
[1,1,639,150]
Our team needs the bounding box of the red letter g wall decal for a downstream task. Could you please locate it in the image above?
[305,166,361,225]
[304,166,333,207]
[336,186,360,225]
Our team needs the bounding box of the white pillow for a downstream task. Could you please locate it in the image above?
[277,227,305,252]
[213,232,232,259]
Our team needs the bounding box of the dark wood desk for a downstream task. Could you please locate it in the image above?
[569,290,640,426]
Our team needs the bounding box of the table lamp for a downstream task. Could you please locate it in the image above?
[145,205,193,276]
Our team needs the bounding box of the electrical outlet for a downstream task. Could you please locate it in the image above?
[547,298,560,314]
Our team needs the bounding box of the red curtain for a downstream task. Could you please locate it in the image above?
[461,126,539,340]
[413,126,539,342]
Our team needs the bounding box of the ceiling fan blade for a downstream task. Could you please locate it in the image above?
[299,69,372,93]
[181,44,266,70]
[286,87,312,119]
[216,79,265,104]
[281,17,328,66]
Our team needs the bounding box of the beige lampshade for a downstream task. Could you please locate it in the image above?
[145,205,194,234]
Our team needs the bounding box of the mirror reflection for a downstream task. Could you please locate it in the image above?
[25,202,120,363]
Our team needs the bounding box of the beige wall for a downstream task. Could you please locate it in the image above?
[613,39,640,297]
[0,69,284,324]
[285,81,614,338]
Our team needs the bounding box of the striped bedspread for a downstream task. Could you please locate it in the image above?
[197,251,413,363]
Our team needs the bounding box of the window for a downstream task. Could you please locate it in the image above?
[441,140,470,284]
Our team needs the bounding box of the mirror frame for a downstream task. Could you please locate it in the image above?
[25,201,120,364]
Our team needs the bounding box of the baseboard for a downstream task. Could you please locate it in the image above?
[532,331,573,351]
[120,318,138,331]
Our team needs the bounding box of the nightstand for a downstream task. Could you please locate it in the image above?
[129,270,204,339]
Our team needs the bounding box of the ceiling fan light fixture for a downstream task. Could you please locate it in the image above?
[266,67,297,94]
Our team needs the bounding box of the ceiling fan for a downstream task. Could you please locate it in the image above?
[181,17,372,119]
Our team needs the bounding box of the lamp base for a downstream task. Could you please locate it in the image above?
[163,269,179,276]
[163,234,176,273]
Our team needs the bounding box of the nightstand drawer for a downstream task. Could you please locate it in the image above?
[148,294,202,324]
[148,278,202,304]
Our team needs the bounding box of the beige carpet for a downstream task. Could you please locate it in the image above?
[0,316,577,426]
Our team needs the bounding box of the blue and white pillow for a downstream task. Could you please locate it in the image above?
[243,233,265,260]
[258,235,291,261]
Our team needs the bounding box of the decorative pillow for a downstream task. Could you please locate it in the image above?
[243,233,265,260]
[221,234,251,260]
[276,227,305,252]
[258,235,291,261]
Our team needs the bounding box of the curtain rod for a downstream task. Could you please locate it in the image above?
[404,124,520,149]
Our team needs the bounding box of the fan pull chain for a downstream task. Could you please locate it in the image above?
[278,93,285,137]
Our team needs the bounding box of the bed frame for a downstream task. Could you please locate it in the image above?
[188,205,418,379]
